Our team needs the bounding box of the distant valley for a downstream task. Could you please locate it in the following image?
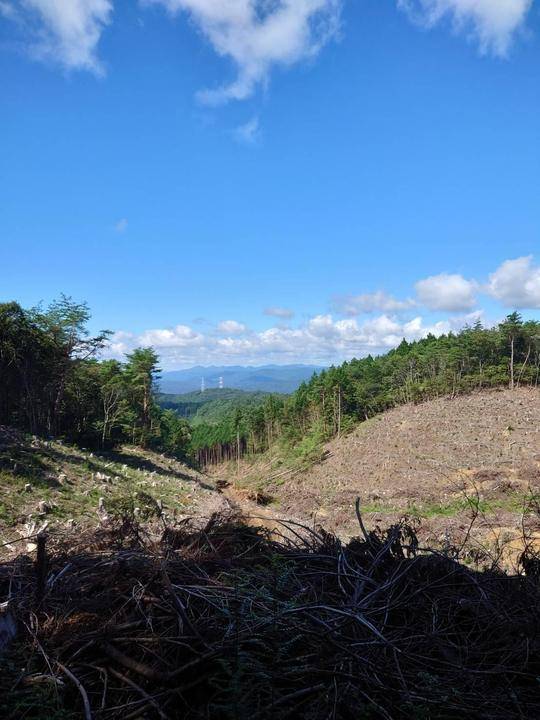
[158,388,274,425]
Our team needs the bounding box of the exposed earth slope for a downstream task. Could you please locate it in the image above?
[221,388,540,563]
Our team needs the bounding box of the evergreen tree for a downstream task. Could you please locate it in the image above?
[124,348,161,447]
[499,312,523,390]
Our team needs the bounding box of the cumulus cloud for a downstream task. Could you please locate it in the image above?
[146,0,342,104]
[104,313,455,368]
[488,256,540,308]
[264,306,295,319]
[338,256,540,317]
[138,324,204,348]
[398,0,533,56]
[2,0,112,73]
[415,273,477,312]
[217,320,247,334]
[333,290,416,316]
[103,256,540,368]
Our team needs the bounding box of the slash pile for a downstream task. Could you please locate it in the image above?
[1,509,540,719]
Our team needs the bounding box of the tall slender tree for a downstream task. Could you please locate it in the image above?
[499,312,523,390]
[124,347,161,446]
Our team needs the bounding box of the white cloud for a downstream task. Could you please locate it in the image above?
[333,290,416,316]
[398,0,533,56]
[146,0,342,104]
[138,324,204,348]
[4,0,112,73]
[234,116,260,144]
[488,256,540,308]
[415,272,477,311]
[115,218,128,233]
[217,320,247,334]
[450,309,484,328]
[264,306,294,319]
[104,313,456,368]
[103,257,540,368]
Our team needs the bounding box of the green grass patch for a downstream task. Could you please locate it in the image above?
[407,493,532,519]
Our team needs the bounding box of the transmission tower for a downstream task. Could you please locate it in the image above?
[218,376,224,389]
[201,377,205,393]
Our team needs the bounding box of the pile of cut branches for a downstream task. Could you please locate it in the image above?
[1,508,540,719]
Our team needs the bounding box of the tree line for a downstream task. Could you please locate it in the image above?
[2,299,539,468]
[0,297,191,456]
[191,313,540,467]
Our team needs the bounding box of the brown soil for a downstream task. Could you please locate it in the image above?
[215,388,540,567]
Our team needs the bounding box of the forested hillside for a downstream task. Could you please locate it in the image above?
[192,314,540,467]
[3,299,540,720]
[0,297,191,457]
[158,388,272,424]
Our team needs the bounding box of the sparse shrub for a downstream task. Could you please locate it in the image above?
[288,423,326,467]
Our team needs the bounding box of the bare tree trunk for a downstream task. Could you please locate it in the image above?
[337,386,341,439]
[102,411,108,448]
[509,335,515,389]
[517,344,531,387]
[236,430,240,482]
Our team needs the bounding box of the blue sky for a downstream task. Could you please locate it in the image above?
[1,0,540,368]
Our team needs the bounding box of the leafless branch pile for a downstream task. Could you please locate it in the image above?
[1,509,540,719]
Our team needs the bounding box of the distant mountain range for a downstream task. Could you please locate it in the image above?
[159,364,324,394]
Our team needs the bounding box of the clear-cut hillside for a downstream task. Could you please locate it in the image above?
[231,388,540,561]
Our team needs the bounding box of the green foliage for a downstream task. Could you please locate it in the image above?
[123,347,161,447]
[287,422,326,467]
[0,297,109,437]
[0,299,185,458]
[2,299,540,469]
[160,409,191,457]
[190,315,540,467]
[159,388,272,424]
